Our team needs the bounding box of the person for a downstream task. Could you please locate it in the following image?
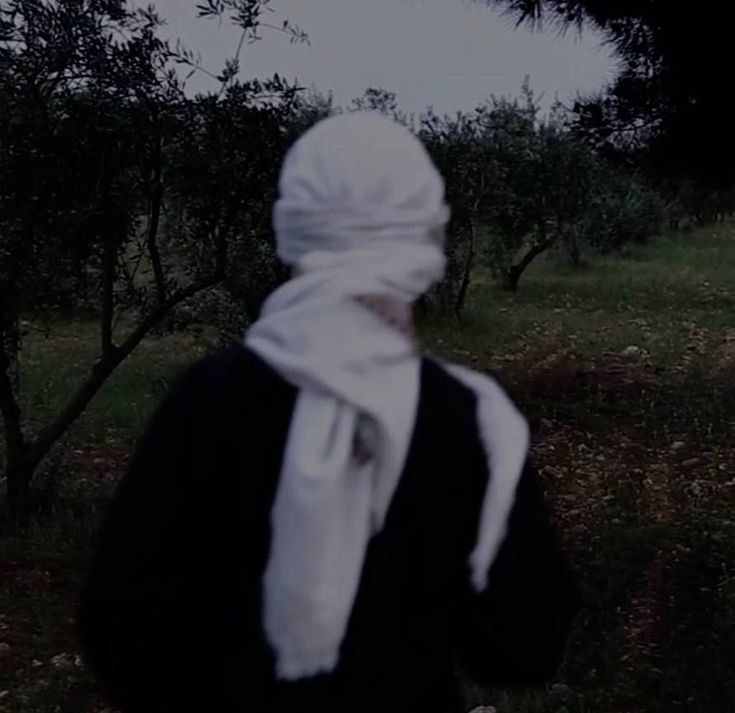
[78,112,577,713]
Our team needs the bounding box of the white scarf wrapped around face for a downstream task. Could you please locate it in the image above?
[245,113,529,680]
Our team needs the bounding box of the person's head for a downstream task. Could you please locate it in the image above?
[273,112,450,303]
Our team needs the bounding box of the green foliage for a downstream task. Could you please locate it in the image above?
[348,87,410,126]
[0,0,171,315]
[0,0,300,520]
[662,180,735,228]
[419,88,665,304]
[578,170,665,256]
[162,80,297,323]
[287,86,337,131]
[418,106,492,313]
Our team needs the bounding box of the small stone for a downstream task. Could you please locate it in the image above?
[622,345,647,359]
[0,642,10,660]
[469,707,497,713]
[682,458,702,468]
[50,652,75,670]
[670,441,686,451]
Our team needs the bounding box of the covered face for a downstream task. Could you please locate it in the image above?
[272,111,450,302]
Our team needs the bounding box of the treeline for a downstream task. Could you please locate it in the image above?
[311,85,734,314]
[1,0,732,520]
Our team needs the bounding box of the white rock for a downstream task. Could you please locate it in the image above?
[50,653,75,670]
[622,345,647,359]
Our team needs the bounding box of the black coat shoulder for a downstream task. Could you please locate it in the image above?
[78,345,577,713]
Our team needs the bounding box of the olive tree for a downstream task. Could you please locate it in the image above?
[0,0,300,523]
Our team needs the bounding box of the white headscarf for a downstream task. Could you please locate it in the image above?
[245,112,529,680]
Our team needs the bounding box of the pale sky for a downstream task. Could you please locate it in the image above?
[143,0,615,115]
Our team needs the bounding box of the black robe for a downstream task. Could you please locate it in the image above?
[78,346,577,713]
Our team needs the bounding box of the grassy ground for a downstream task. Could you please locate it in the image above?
[1,224,734,712]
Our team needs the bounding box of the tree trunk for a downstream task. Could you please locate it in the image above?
[568,231,582,267]
[0,282,29,526]
[1,273,223,525]
[454,221,475,318]
[0,343,31,525]
[503,236,556,292]
[504,264,523,292]
[4,450,33,528]
[146,132,166,305]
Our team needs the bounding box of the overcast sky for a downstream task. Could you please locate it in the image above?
[143,0,615,116]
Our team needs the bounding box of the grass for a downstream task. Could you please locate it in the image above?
[425,224,735,369]
[438,226,735,713]
[2,223,735,712]
[19,323,209,445]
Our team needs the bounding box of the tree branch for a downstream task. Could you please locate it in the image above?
[505,220,557,291]
[454,219,476,318]
[101,237,116,354]
[0,284,25,458]
[515,236,556,274]
[146,131,167,304]
[29,272,224,466]
[0,343,25,457]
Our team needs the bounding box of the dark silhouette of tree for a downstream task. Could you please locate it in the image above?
[486,0,734,187]
[0,0,301,524]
